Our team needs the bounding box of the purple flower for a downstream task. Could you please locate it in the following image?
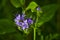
[37,7,40,10]
[27,18,33,25]
[22,22,29,30]
[15,14,25,21]
[14,14,33,30]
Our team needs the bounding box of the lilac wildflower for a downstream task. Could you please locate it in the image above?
[37,7,40,10]
[14,14,33,30]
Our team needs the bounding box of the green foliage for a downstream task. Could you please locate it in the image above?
[0,32,24,40]
[45,33,59,40]
[41,35,44,40]
[19,0,25,6]
[10,0,21,8]
[25,1,38,12]
[37,4,58,27]
[12,33,24,40]
[0,19,16,34]
[10,0,25,8]
[49,33,59,40]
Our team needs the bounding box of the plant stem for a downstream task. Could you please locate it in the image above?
[34,28,36,40]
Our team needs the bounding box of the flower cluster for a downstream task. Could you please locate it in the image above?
[14,14,33,30]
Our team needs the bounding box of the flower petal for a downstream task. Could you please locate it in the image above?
[27,18,33,25]
[24,20,27,23]
[16,14,20,20]
[22,22,29,30]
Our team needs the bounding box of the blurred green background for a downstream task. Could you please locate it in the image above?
[0,0,60,40]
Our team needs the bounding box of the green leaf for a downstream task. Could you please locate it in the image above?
[10,0,25,8]
[13,33,24,40]
[37,4,58,27]
[19,0,25,6]
[25,1,38,12]
[0,32,24,40]
[0,19,16,34]
[10,0,21,8]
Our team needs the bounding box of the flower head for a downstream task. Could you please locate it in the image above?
[14,14,33,30]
